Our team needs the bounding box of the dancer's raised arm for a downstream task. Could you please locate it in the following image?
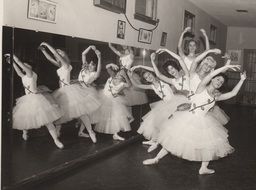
[216,72,246,101]
[128,68,151,90]
[82,45,96,65]
[108,43,122,57]
[39,46,59,67]
[200,29,210,51]
[40,42,69,68]
[157,48,189,77]
[94,49,102,79]
[178,27,191,58]
[5,54,25,78]
[197,64,241,93]
[190,48,221,74]
[150,53,173,85]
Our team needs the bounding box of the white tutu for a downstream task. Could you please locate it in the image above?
[158,111,234,162]
[138,95,189,141]
[123,86,148,106]
[13,93,62,130]
[93,90,133,134]
[207,105,230,125]
[53,84,101,125]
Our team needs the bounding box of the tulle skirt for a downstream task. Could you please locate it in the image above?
[53,84,101,125]
[13,93,62,130]
[158,111,234,162]
[123,86,148,106]
[137,95,189,141]
[207,105,230,125]
[93,90,133,134]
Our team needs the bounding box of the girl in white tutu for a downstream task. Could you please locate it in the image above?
[109,43,148,106]
[143,64,246,175]
[93,63,133,141]
[132,50,188,152]
[5,54,64,149]
[189,50,230,125]
[178,27,210,70]
[73,45,102,141]
[39,42,101,143]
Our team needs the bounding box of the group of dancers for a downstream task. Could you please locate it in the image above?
[5,27,246,175]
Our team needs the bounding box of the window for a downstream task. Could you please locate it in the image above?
[134,0,158,25]
[94,0,126,14]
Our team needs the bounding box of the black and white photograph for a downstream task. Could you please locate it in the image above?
[1,1,256,190]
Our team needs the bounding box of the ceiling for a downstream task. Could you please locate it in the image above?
[189,0,256,27]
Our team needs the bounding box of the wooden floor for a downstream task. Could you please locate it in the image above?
[2,105,256,190]
[19,104,256,190]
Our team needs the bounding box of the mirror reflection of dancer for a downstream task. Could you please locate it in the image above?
[5,54,64,149]
[39,42,101,143]
[135,50,191,152]
[189,49,230,125]
[93,63,133,141]
[74,45,102,141]
[143,64,246,175]
[178,27,210,70]
[108,43,148,106]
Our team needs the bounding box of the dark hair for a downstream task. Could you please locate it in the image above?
[140,70,156,85]
[162,59,181,78]
[212,73,228,92]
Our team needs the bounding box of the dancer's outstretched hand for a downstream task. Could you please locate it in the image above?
[90,45,96,51]
[184,27,191,33]
[240,71,247,81]
[212,49,221,54]
[156,49,166,54]
[4,54,11,64]
[226,65,241,71]
[150,52,157,61]
[200,29,206,35]
[95,50,101,57]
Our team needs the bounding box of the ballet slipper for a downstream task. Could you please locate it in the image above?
[113,133,125,141]
[142,140,155,146]
[22,132,28,141]
[147,143,158,153]
[199,167,215,175]
[88,131,97,143]
[143,158,159,165]
[54,139,64,149]
[78,132,90,138]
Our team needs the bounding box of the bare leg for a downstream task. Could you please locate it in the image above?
[22,130,28,141]
[80,115,96,143]
[113,133,125,141]
[147,143,159,153]
[199,161,215,175]
[142,140,155,146]
[46,123,64,149]
[55,125,62,138]
[143,148,168,165]
[77,120,89,138]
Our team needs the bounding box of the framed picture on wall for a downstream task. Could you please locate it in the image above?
[27,0,57,23]
[138,28,153,44]
[160,32,167,46]
[227,50,242,65]
[117,20,126,39]
[210,24,217,44]
[183,10,195,35]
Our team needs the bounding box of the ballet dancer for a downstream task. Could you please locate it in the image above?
[108,43,148,106]
[178,27,210,70]
[93,63,133,141]
[143,64,246,175]
[39,42,100,143]
[5,54,64,148]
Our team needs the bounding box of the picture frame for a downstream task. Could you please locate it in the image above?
[27,0,57,23]
[138,28,153,44]
[117,20,126,39]
[160,32,167,47]
[183,10,195,35]
[227,50,242,65]
[210,24,217,44]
